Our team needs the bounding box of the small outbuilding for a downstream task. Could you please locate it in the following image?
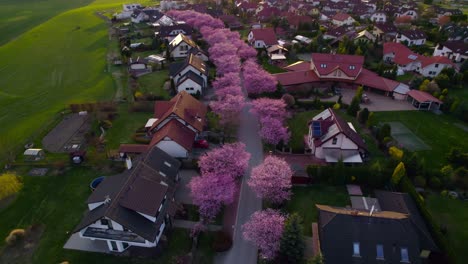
[24,148,45,161]
[407,90,443,110]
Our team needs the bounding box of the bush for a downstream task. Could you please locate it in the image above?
[414,176,426,188]
[0,173,23,201]
[5,229,26,246]
[281,94,295,107]
[389,146,404,161]
[333,103,340,110]
[429,176,442,189]
[212,231,232,252]
[132,133,151,144]
[347,96,360,116]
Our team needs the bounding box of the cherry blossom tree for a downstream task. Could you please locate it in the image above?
[198,142,250,179]
[242,59,277,94]
[212,72,241,90]
[188,173,236,221]
[248,156,292,204]
[215,85,243,98]
[237,43,258,60]
[258,116,290,145]
[250,98,287,120]
[208,42,238,60]
[242,209,286,260]
[210,95,245,124]
[213,55,241,76]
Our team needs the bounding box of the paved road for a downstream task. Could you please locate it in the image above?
[214,104,263,264]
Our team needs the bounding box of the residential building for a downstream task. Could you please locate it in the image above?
[331,13,355,27]
[169,54,208,95]
[316,190,438,263]
[116,3,142,19]
[73,146,181,252]
[373,23,397,41]
[396,30,427,46]
[169,33,198,59]
[433,41,468,63]
[306,108,367,163]
[157,24,193,42]
[248,28,278,48]
[370,12,387,23]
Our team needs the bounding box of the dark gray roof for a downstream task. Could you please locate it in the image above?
[375,190,438,252]
[158,24,193,38]
[317,204,425,264]
[169,62,184,77]
[177,71,204,87]
[73,146,181,242]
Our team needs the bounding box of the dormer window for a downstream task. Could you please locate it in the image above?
[349,65,356,70]
[320,63,327,68]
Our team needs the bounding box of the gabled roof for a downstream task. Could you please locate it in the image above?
[311,53,364,78]
[150,91,207,133]
[310,108,367,151]
[158,24,193,38]
[177,71,205,87]
[149,119,196,151]
[250,28,278,46]
[169,33,197,50]
[325,26,348,38]
[400,29,427,40]
[169,54,207,77]
[74,146,181,242]
[407,90,443,104]
[419,56,453,68]
[283,61,311,72]
[374,22,397,34]
[440,41,468,55]
[332,13,353,22]
[383,42,419,65]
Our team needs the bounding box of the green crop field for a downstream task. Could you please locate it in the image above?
[0,0,152,162]
[0,0,93,45]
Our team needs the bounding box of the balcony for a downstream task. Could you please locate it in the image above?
[82,227,145,243]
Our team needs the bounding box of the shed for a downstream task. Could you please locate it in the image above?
[407,90,443,110]
[393,83,410,100]
[24,148,45,161]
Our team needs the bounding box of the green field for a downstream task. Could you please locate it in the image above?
[0,0,94,45]
[374,111,468,170]
[0,0,153,162]
[427,194,468,264]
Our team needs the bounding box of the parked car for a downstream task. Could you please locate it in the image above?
[193,139,209,149]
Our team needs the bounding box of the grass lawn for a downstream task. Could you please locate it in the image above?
[426,194,468,264]
[0,167,194,263]
[0,0,93,45]
[105,105,151,149]
[373,111,468,170]
[137,70,170,99]
[396,73,414,83]
[261,57,287,74]
[287,111,319,152]
[285,185,350,235]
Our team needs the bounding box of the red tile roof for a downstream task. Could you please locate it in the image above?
[408,90,443,104]
[119,144,148,154]
[274,70,320,86]
[355,69,400,92]
[283,61,311,72]
[332,13,352,21]
[250,28,278,46]
[419,56,454,68]
[311,53,364,78]
[150,119,196,151]
[383,42,419,65]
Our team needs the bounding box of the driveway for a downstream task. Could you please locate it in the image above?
[320,88,415,112]
[175,170,198,205]
[214,103,263,264]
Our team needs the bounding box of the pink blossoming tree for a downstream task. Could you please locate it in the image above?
[242,59,277,94]
[212,72,241,90]
[242,209,286,260]
[250,98,287,120]
[248,156,292,204]
[188,172,236,221]
[198,142,250,179]
[258,116,290,145]
[250,98,290,145]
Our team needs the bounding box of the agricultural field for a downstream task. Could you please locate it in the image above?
[0,0,153,162]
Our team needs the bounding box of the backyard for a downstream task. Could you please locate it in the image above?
[426,194,468,264]
[137,70,170,99]
[285,185,350,235]
[373,111,468,170]
[287,110,319,152]
[0,166,212,263]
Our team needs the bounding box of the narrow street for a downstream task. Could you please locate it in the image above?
[214,103,263,264]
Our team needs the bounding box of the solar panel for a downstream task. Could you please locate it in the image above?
[408,54,418,60]
[312,122,321,137]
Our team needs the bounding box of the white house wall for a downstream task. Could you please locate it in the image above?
[177,78,203,94]
[173,66,207,86]
[171,43,191,58]
[156,140,189,158]
[88,202,104,211]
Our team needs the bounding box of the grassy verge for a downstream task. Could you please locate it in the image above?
[373,111,468,170]
[137,70,170,99]
[285,185,350,235]
[426,194,468,264]
[287,111,319,152]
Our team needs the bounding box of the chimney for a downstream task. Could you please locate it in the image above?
[369,205,375,216]
[104,195,111,204]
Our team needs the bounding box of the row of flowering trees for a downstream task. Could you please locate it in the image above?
[251,98,290,145]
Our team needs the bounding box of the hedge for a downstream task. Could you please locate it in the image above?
[399,176,456,263]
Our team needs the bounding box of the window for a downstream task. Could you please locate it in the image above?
[349,65,356,70]
[377,244,384,259]
[122,242,129,249]
[435,63,439,68]
[401,247,409,262]
[159,171,167,177]
[164,161,172,167]
[353,242,360,256]
[110,241,118,251]
[100,219,108,226]
[320,63,327,68]
[332,138,337,144]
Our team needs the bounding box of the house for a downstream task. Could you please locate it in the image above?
[370,12,387,23]
[157,24,193,42]
[395,8,418,20]
[384,42,455,77]
[169,54,208,95]
[256,7,281,22]
[267,45,288,62]
[237,1,257,13]
[305,108,367,163]
[396,30,427,46]
[323,26,349,40]
[354,30,376,43]
[169,33,198,59]
[274,53,407,96]
[219,15,242,29]
[131,9,166,24]
[331,13,355,27]
[394,15,413,27]
[115,3,142,19]
[72,146,181,253]
[373,23,397,41]
[248,28,278,49]
[319,10,337,21]
[128,57,152,77]
[433,41,468,63]
[316,190,438,264]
